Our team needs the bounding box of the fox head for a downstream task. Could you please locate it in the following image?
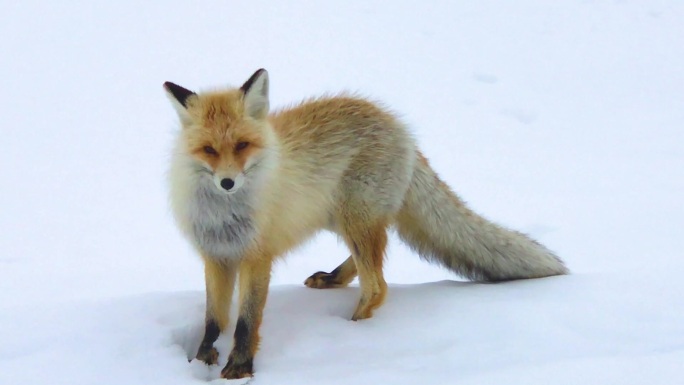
[164,69,274,194]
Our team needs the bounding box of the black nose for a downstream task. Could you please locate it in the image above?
[220,178,235,191]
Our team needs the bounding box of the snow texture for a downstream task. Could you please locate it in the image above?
[1,1,683,384]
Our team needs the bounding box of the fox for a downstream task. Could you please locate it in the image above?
[163,68,568,379]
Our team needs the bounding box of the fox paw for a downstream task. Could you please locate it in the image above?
[304,271,340,289]
[351,308,373,321]
[221,358,254,379]
[194,346,219,365]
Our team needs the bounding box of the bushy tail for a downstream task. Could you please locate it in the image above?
[395,154,568,282]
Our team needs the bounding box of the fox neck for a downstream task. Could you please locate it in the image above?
[189,174,258,260]
[185,139,279,261]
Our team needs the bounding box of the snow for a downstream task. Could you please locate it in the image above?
[1,1,683,384]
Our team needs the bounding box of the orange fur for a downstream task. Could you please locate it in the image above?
[201,257,236,331]
[166,69,567,379]
[182,91,267,174]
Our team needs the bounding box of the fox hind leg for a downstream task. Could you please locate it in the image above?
[304,255,358,289]
[343,220,389,321]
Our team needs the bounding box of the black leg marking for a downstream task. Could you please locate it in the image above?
[221,317,254,379]
[317,265,343,284]
[233,317,250,355]
[330,265,343,277]
[195,319,220,364]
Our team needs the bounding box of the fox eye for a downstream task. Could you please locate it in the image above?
[203,146,218,156]
[235,141,249,151]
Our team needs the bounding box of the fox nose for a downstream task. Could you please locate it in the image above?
[220,178,235,191]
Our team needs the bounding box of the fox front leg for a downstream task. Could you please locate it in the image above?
[196,257,237,365]
[220,257,272,379]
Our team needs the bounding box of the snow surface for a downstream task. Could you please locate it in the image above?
[1,1,683,384]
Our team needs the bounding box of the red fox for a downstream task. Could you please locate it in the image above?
[164,69,568,379]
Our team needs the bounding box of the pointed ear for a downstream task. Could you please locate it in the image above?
[240,69,269,119]
[163,82,196,122]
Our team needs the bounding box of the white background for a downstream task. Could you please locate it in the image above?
[1,1,682,384]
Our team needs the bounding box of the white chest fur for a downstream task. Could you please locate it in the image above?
[171,165,257,261]
[189,181,256,259]
[169,132,279,261]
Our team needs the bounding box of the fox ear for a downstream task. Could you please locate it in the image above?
[163,82,196,122]
[240,69,269,119]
